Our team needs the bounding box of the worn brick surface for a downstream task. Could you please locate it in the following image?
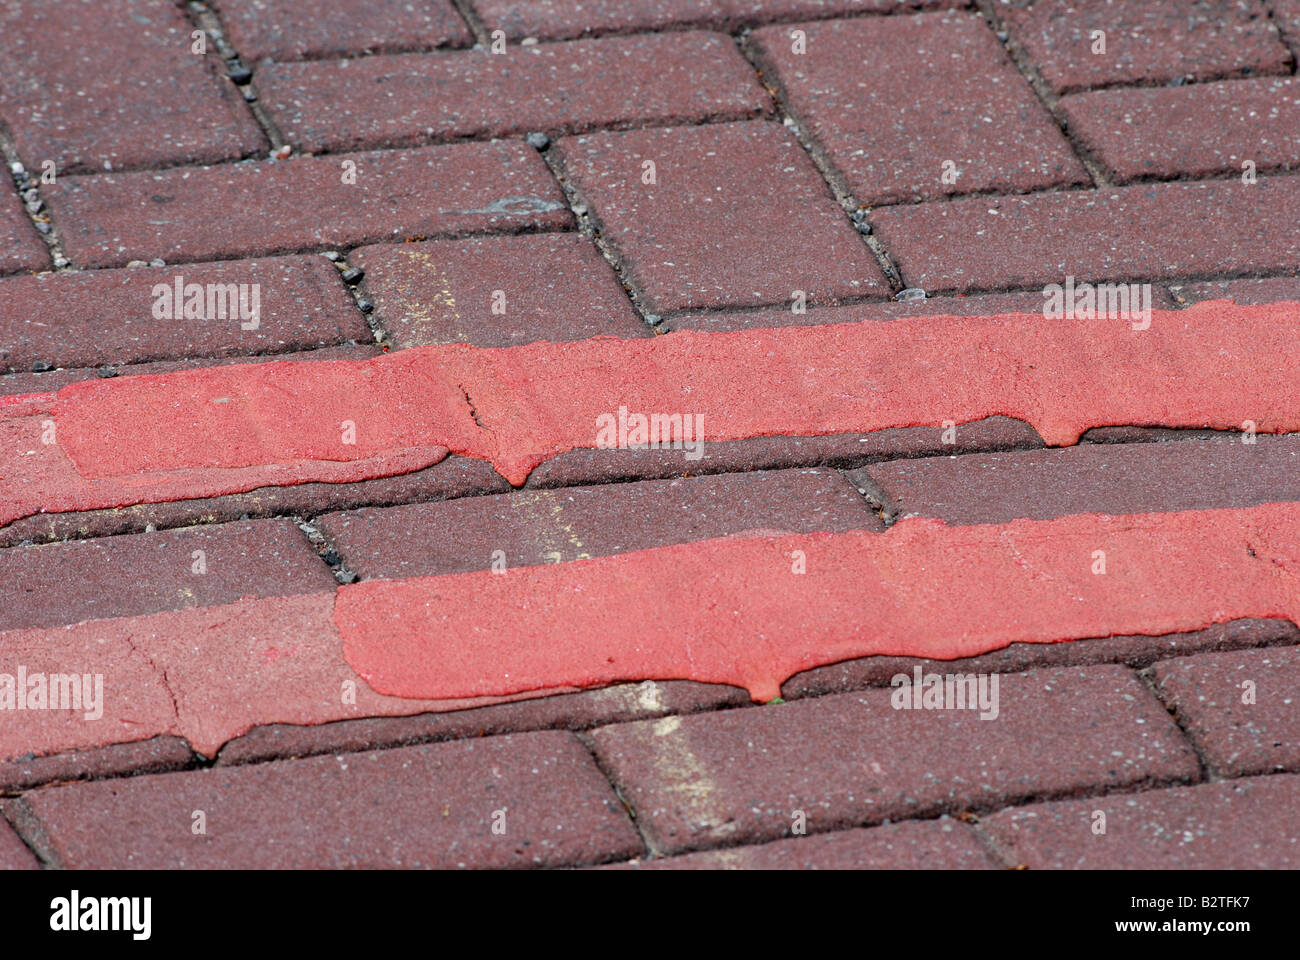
[664,288,1175,332]
[983,774,1300,868]
[1171,275,1300,305]
[0,182,49,275]
[1003,0,1292,95]
[0,0,265,174]
[752,12,1086,204]
[215,0,472,61]
[352,233,647,347]
[783,618,1300,698]
[870,175,1300,292]
[260,32,770,153]
[0,816,38,869]
[1152,646,1300,777]
[319,468,880,579]
[46,144,571,269]
[217,680,749,765]
[856,434,1300,525]
[0,737,195,794]
[556,121,886,311]
[1060,77,1300,182]
[0,256,366,373]
[0,518,335,630]
[617,818,1000,868]
[7,733,641,868]
[591,665,1199,854]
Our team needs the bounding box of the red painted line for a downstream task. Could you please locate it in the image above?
[335,502,1300,703]
[0,592,563,762]
[2,300,1297,525]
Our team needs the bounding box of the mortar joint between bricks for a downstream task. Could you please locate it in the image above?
[294,517,358,585]
[574,730,662,860]
[733,32,905,293]
[186,0,288,152]
[448,0,493,47]
[1135,664,1218,783]
[0,119,71,271]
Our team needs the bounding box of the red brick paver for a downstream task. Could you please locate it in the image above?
[1171,275,1300,305]
[45,144,571,269]
[554,120,887,311]
[259,32,770,152]
[752,11,1086,204]
[0,0,266,174]
[0,182,48,275]
[213,0,473,61]
[351,233,648,347]
[1002,0,1292,95]
[6,733,641,868]
[1152,646,1300,777]
[589,665,1197,854]
[983,774,1300,868]
[1060,77,1300,182]
[0,817,38,870]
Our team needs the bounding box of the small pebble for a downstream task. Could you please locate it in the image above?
[895,287,927,302]
[9,161,25,176]
[854,221,871,235]
[31,360,53,373]
[227,61,253,84]
[643,313,662,326]
[323,251,342,261]
[126,260,149,268]
[241,87,258,102]
[525,132,550,150]
[53,256,70,268]
[357,298,374,313]
[35,221,50,234]
[150,258,166,267]
[851,209,867,223]
[97,365,119,378]
[571,203,588,216]
[272,144,292,160]
[340,266,364,284]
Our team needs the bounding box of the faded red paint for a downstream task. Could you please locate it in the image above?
[335,501,1300,702]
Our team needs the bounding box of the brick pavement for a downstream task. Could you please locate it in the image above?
[0,0,1297,871]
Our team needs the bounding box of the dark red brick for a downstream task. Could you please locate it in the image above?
[319,468,880,579]
[869,175,1300,293]
[0,0,265,174]
[0,256,366,373]
[521,418,1043,489]
[1060,77,1300,182]
[7,732,642,868]
[1171,275,1300,305]
[0,736,196,794]
[856,433,1300,525]
[214,0,472,61]
[46,144,571,269]
[664,288,1174,333]
[1275,0,1300,47]
[752,12,1086,204]
[616,818,1000,869]
[0,815,38,869]
[1152,646,1300,777]
[983,774,1300,868]
[590,665,1199,854]
[351,233,648,347]
[260,32,770,153]
[217,680,749,765]
[555,121,887,311]
[0,181,48,275]
[783,618,1300,699]
[0,518,335,630]
[1002,0,1292,95]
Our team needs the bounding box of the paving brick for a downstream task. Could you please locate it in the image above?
[260,32,770,153]
[351,233,649,347]
[1060,77,1300,182]
[0,736,196,794]
[664,288,1174,333]
[983,774,1300,868]
[554,121,887,312]
[855,433,1300,525]
[617,818,1000,869]
[0,256,366,373]
[214,0,473,62]
[1002,0,1292,95]
[869,175,1300,293]
[0,182,49,275]
[752,12,1086,205]
[589,665,1200,854]
[0,815,38,869]
[0,517,336,631]
[1275,0,1300,46]
[320,468,879,579]
[217,680,749,765]
[1151,646,1300,777]
[45,143,571,269]
[471,0,960,41]
[7,732,642,868]
[1170,275,1300,305]
[0,0,266,174]
[783,618,1300,698]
